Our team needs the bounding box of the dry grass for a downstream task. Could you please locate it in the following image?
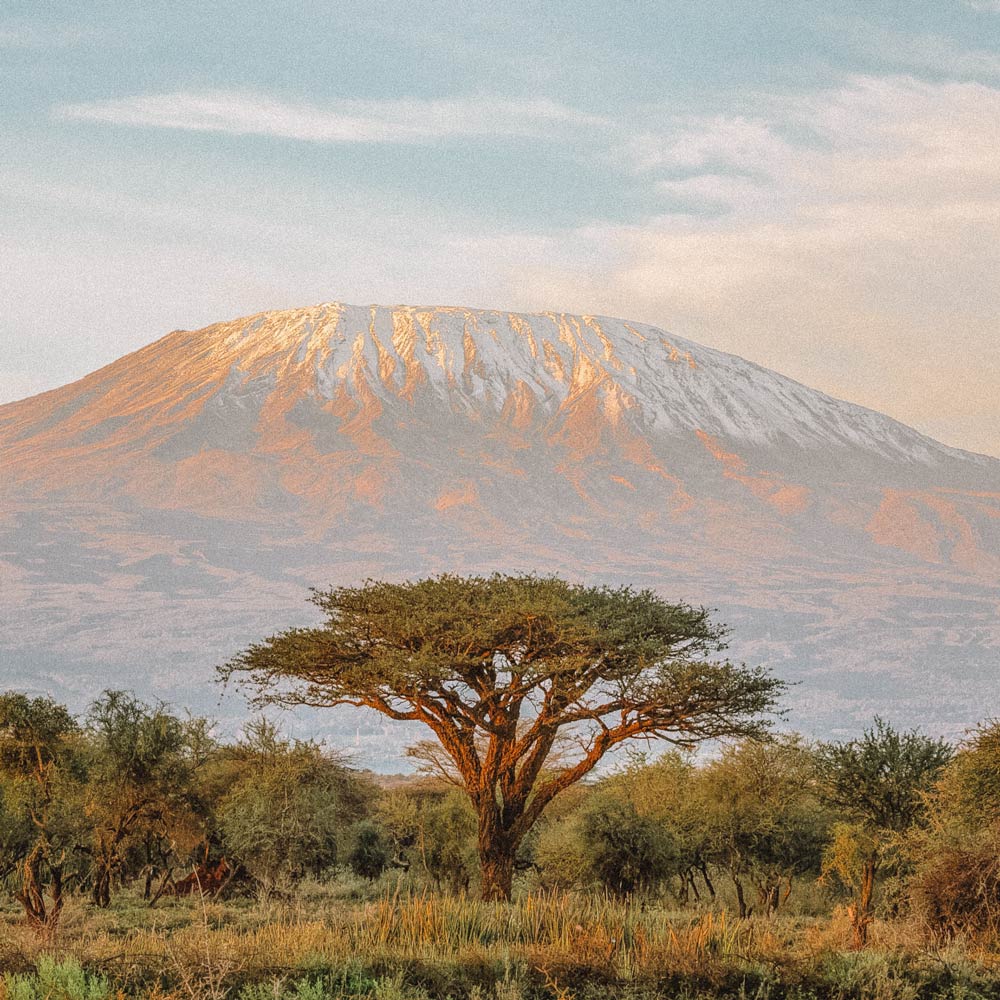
[1,890,999,999]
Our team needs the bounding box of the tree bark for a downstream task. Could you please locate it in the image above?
[699,862,716,899]
[688,871,701,901]
[92,864,112,908]
[734,876,749,919]
[850,857,877,949]
[479,849,515,901]
[17,845,47,928]
[16,846,65,939]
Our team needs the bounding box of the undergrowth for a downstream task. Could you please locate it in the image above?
[1,889,999,1000]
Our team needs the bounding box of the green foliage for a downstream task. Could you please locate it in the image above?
[698,737,831,914]
[84,690,204,906]
[816,717,952,834]
[413,789,478,893]
[907,722,1000,942]
[816,719,951,945]
[0,693,87,932]
[0,693,78,775]
[532,810,592,890]
[0,660,994,975]
[374,791,420,862]
[348,821,390,881]
[579,797,677,895]
[597,751,716,900]
[2,958,109,1000]
[0,776,34,878]
[937,720,1000,828]
[821,821,879,894]
[216,719,374,892]
[566,741,830,912]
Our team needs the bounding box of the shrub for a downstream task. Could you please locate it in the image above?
[2,957,109,1000]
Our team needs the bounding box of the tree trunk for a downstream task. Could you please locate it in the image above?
[17,845,47,929]
[699,862,716,899]
[148,867,174,907]
[16,847,65,940]
[676,874,689,904]
[479,849,515,901]
[754,881,781,917]
[734,876,749,919]
[48,864,65,931]
[688,870,701,901]
[850,857,877,949]
[92,863,112,908]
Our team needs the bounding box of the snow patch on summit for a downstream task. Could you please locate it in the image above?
[198,302,980,469]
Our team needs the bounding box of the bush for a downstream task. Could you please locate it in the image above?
[910,833,1000,943]
[348,822,390,881]
[2,958,109,1000]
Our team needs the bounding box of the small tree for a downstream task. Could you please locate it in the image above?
[580,797,676,896]
[699,737,829,917]
[603,751,717,903]
[84,690,201,907]
[221,574,783,900]
[907,721,1000,942]
[0,693,85,937]
[216,719,372,894]
[347,821,390,881]
[416,789,478,893]
[817,718,951,947]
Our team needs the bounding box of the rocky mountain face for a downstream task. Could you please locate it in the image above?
[2,303,998,763]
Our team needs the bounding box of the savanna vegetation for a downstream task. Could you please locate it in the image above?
[2,574,1000,1000]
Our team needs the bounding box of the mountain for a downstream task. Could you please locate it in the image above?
[2,303,998,763]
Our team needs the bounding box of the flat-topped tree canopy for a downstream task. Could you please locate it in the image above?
[220,573,784,899]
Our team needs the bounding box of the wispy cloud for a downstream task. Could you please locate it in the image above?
[53,91,607,144]
[0,22,94,48]
[505,75,1000,455]
[843,22,1000,79]
[964,0,1000,11]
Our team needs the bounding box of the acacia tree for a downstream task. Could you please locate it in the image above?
[817,718,952,948]
[85,691,201,907]
[699,737,830,917]
[221,573,783,900]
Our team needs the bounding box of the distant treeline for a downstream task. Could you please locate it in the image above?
[2,688,999,949]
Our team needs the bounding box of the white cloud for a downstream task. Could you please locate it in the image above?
[20,74,1000,457]
[53,91,606,144]
[502,75,1000,456]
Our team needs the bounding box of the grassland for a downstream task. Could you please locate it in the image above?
[1,884,998,1000]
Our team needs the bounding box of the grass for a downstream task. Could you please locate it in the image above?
[1,887,999,1000]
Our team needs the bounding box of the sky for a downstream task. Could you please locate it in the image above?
[2,1,999,457]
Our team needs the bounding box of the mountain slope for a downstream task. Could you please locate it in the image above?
[2,303,998,760]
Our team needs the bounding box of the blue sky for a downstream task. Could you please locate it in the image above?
[2,1,999,455]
